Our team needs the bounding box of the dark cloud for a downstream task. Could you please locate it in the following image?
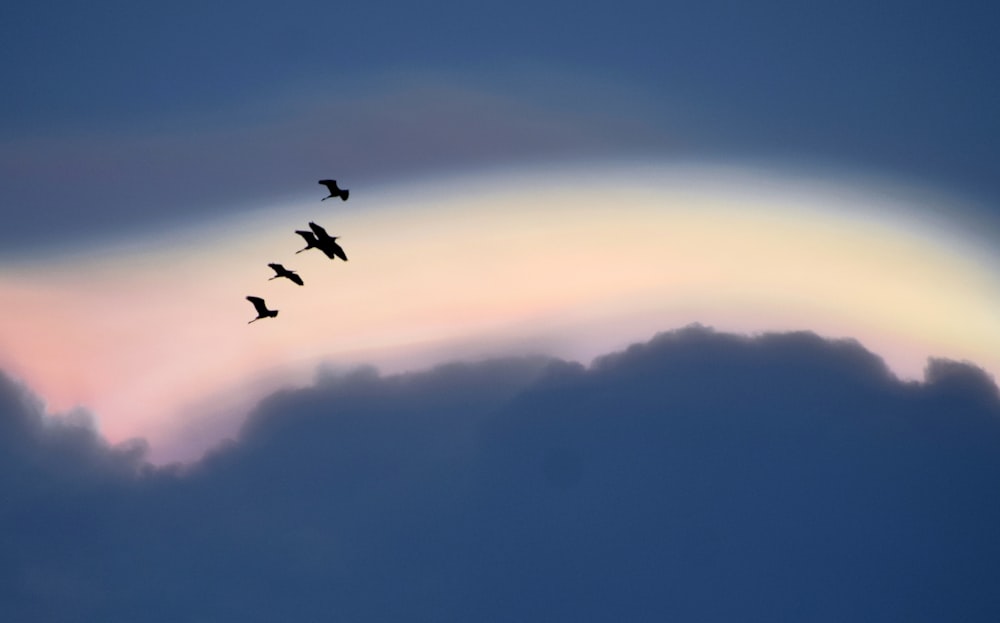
[3,2,1000,256]
[0,80,670,259]
[3,327,1000,621]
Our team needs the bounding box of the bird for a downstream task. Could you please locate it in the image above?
[308,221,348,261]
[319,179,349,202]
[267,263,304,286]
[294,227,345,260]
[246,296,278,323]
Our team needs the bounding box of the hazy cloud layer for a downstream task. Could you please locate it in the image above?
[3,327,1000,621]
[4,2,1000,255]
[0,78,671,257]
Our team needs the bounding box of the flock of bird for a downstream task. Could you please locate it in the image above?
[246,179,350,324]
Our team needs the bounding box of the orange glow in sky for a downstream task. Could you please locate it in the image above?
[2,163,998,461]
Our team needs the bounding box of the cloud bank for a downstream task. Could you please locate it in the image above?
[3,327,1000,621]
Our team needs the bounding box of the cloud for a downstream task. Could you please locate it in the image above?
[0,373,146,488]
[0,77,670,258]
[6,3,1000,264]
[3,327,1000,621]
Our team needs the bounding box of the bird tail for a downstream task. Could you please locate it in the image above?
[341,189,349,201]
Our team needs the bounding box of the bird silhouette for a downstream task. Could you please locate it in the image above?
[267,263,304,286]
[246,296,279,323]
[319,179,349,202]
[308,221,348,261]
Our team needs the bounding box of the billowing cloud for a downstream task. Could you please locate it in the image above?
[3,327,1000,621]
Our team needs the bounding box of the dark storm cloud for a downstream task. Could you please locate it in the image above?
[3,327,1000,621]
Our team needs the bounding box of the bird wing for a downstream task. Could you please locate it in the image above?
[318,179,340,192]
[246,296,268,314]
[330,241,348,262]
[294,230,316,243]
[318,243,339,259]
[308,221,331,240]
[289,273,304,286]
[268,263,283,273]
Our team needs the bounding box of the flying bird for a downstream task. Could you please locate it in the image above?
[246,296,279,323]
[294,226,347,260]
[267,263,304,286]
[319,179,349,202]
[308,221,349,261]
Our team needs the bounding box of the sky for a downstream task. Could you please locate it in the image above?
[3,1,1000,620]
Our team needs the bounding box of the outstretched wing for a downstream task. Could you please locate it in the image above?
[288,273,304,286]
[294,230,316,243]
[330,241,348,262]
[308,221,331,241]
[268,263,283,273]
[246,296,268,314]
[318,244,339,260]
[318,179,341,193]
